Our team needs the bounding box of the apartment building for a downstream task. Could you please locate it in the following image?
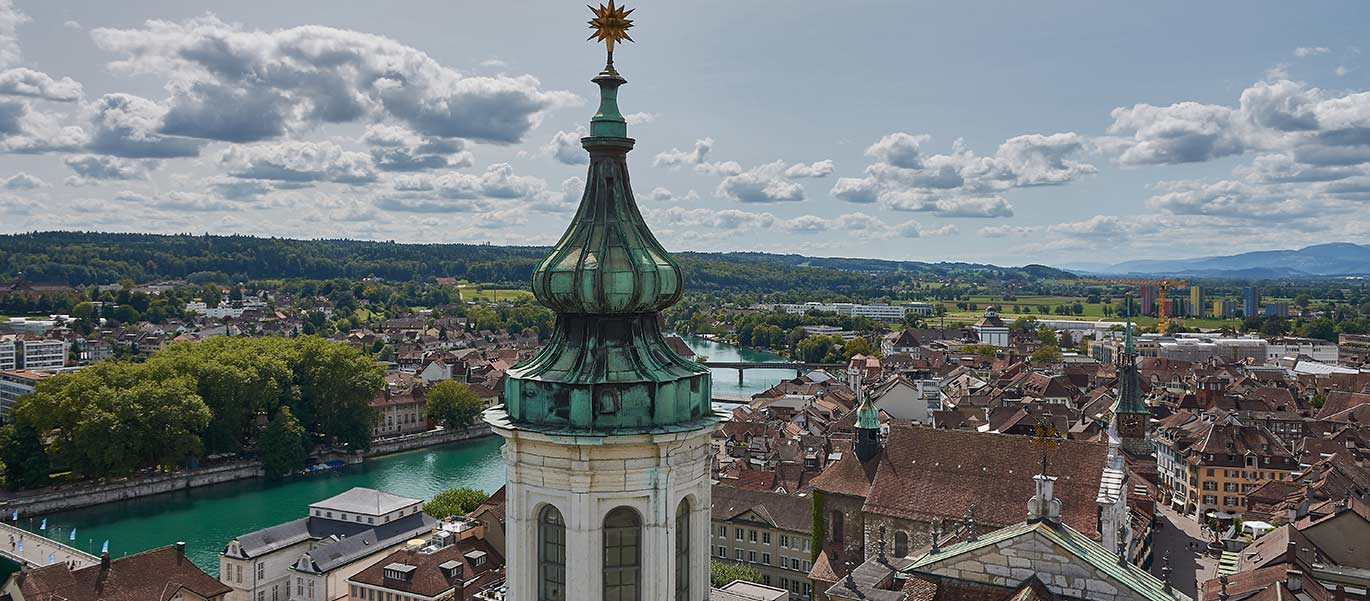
[19,337,67,369]
[0,337,13,371]
[0,369,52,420]
[711,486,814,600]
[1186,415,1298,518]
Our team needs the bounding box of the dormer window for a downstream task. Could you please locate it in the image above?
[383,563,417,582]
[439,560,464,580]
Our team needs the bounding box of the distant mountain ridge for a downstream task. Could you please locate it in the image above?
[1060,243,1370,278]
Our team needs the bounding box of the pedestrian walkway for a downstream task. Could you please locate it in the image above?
[0,522,100,570]
[1149,505,1219,599]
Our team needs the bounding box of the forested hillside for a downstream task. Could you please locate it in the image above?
[0,231,1072,295]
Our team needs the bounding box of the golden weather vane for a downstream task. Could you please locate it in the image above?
[588,0,635,68]
[1031,422,1059,476]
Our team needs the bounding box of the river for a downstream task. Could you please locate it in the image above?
[681,334,796,398]
[5,336,791,577]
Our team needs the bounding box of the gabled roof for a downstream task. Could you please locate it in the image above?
[904,520,1190,601]
[14,545,231,601]
[311,487,420,516]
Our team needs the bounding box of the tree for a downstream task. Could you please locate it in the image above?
[959,344,997,358]
[0,422,49,489]
[1302,318,1337,342]
[711,560,763,588]
[426,380,484,429]
[260,406,308,480]
[423,487,490,519]
[1030,345,1063,365]
[1037,326,1058,347]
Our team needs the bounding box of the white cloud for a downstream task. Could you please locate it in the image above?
[645,206,777,231]
[1294,46,1330,58]
[543,127,588,165]
[648,187,699,203]
[0,100,86,153]
[1,171,45,189]
[0,68,82,102]
[864,133,929,169]
[781,214,829,233]
[654,137,713,168]
[0,0,29,68]
[1100,102,1245,165]
[782,159,834,179]
[716,160,805,203]
[63,20,81,31]
[85,93,204,158]
[90,15,576,144]
[360,124,469,172]
[830,176,880,204]
[978,225,1036,238]
[220,141,377,184]
[63,154,151,182]
[624,112,656,125]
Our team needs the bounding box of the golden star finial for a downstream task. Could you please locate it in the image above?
[588,0,634,65]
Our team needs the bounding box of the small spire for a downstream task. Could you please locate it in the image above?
[930,519,942,553]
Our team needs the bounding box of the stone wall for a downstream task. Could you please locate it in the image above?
[1,461,264,515]
[920,532,1141,601]
[364,424,494,456]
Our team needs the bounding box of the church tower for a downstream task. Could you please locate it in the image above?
[1112,297,1152,457]
[485,5,719,600]
[849,361,881,462]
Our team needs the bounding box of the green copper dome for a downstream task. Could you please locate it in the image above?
[500,64,713,434]
[856,399,880,430]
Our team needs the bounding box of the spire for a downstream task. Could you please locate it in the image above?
[501,8,712,434]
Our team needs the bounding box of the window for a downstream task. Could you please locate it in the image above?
[894,531,909,558]
[717,546,726,558]
[306,580,314,599]
[539,505,566,601]
[675,500,690,601]
[604,507,642,601]
[762,532,770,544]
[718,525,726,538]
[297,578,303,596]
[749,530,757,543]
[735,549,743,560]
[1203,495,1217,505]
[748,551,756,563]
[736,527,744,541]
[257,592,264,601]
[762,552,771,565]
[271,585,278,601]
[257,562,264,580]
[780,535,789,548]
[236,565,243,583]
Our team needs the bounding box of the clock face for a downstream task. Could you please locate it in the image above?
[1121,414,1142,432]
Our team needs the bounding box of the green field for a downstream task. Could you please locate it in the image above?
[456,283,534,303]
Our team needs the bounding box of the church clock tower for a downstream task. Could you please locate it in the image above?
[1112,296,1152,458]
[484,4,719,600]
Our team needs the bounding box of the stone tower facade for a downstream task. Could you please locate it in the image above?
[484,56,719,601]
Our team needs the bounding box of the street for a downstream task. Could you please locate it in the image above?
[1150,505,1219,599]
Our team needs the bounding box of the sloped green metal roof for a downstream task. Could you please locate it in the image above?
[905,520,1192,601]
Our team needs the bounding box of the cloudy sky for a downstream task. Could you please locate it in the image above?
[0,1,1367,266]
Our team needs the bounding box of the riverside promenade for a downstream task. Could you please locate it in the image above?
[0,522,100,569]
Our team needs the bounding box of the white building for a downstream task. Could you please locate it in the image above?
[765,301,932,322]
[1266,336,1339,365]
[18,338,67,369]
[0,337,14,371]
[971,307,1010,348]
[0,370,53,420]
[868,375,935,424]
[220,487,434,601]
[186,297,268,320]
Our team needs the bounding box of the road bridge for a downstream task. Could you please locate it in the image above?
[702,361,846,386]
[0,522,101,570]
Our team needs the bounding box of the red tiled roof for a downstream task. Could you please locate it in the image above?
[14,545,230,601]
[830,426,1107,536]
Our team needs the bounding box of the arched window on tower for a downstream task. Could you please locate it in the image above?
[604,507,642,601]
[675,500,690,601]
[538,505,566,601]
[894,531,909,558]
[830,510,844,544]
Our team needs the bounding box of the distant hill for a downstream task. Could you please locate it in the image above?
[1061,243,1370,278]
[0,231,1075,293]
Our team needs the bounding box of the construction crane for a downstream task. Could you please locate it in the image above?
[1092,279,1190,335]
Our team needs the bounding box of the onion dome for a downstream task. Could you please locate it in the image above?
[856,398,881,431]
[530,70,683,315]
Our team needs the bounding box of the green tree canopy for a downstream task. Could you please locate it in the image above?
[711,561,763,588]
[1030,345,1063,365]
[260,406,308,480]
[423,487,490,519]
[425,380,484,429]
[0,422,50,489]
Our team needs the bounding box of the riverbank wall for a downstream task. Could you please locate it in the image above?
[366,425,495,457]
[0,425,496,515]
[0,461,264,515]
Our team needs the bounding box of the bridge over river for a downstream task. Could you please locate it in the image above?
[0,522,100,570]
[702,361,845,386]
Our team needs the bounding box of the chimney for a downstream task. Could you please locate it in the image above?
[1286,569,1304,592]
[100,551,110,571]
[176,541,185,560]
[1027,474,1062,525]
